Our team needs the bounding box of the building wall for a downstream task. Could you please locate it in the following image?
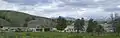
[100,23,113,32]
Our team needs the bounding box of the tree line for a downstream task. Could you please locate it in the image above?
[56,13,120,34]
[56,16,104,33]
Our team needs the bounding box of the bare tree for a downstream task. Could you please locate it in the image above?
[110,12,118,32]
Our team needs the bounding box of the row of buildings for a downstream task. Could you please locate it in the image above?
[0,18,114,32]
[63,23,113,32]
[0,23,113,33]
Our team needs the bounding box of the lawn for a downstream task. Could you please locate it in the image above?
[1,32,120,38]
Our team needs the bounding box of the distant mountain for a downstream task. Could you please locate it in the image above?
[0,10,55,27]
[64,17,76,21]
[51,16,76,21]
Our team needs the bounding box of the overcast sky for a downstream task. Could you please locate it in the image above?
[0,0,120,19]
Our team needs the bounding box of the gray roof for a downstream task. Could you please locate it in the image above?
[28,19,57,28]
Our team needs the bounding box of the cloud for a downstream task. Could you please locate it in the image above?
[62,0,98,8]
[104,7,120,12]
[3,0,52,5]
[0,0,120,19]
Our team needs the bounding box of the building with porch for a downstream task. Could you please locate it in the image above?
[27,19,57,32]
[63,22,88,32]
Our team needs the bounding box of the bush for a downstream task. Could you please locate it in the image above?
[26,33,31,36]
[67,35,83,38]
[15,28,24,32]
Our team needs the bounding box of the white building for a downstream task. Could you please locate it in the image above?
[64,25,75,32]
[100,23,113,32]
[27,19,57,32]
[63,23,88,32]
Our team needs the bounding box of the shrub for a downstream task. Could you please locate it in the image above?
[26,33,31,36]
[67,35,83,38]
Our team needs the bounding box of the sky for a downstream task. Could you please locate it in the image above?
[0,0,120,19]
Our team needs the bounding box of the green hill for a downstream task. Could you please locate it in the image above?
[0,10,53,27]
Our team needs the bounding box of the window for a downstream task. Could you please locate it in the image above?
[44,28,50,32]
[5,29,8,31]
[37,26,40,28]
[36,25,40,28]
[0,26,3,28]
[36,29,41,31]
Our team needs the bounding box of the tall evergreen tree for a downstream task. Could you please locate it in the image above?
[115,22,120,36]
[74,18,85,33]
[80,18,85,31]
[114,18,120,33]
[74,19,81,33]
[86,18,95,33]
[56,16,67,31]
[95,25,104,35]
[93,21,98,30]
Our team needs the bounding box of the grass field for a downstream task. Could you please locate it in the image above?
[1,32,120,38]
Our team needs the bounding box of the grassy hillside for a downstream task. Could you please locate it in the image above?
[0,18,11,27]
[0,10,52,27]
